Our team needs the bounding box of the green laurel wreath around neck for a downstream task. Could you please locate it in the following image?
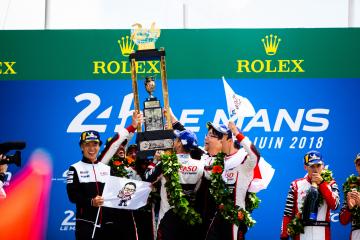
[109,156,135,178]
[209,152,259,227]
[343,174,360,228]
[161,153,202,225]
[287,168,333,237]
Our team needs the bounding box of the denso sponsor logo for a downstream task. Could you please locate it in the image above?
[180,166,198,172]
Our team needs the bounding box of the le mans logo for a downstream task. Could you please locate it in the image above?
[92,35,160,75]
[236,34,305,73]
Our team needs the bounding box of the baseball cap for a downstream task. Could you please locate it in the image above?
[206,122,232,138]
[304,150,323,166]
[79,130,102,145]
[174,129,198,151]
[354,153,360,163]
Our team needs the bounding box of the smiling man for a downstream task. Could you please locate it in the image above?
[66,111,141,240]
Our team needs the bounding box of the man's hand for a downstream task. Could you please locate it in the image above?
[0,155,8,173]
[347,192,356,209]
[228,121,240,136]
[164,107,177,124]
[349,190,360,207]
[311,173,323,185]
[91,195,104,207]
[131,110,143,129]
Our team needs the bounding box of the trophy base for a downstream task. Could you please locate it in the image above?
[136,129,174,161]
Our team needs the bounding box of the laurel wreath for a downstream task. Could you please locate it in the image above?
[343,174,360,228]
[209,152,258,227]
[161,153,202,225]
[109,156,135,177]
[287,168,333,237]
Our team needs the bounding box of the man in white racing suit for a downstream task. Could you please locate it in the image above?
[145,129,204,240]
[205,122,260,240]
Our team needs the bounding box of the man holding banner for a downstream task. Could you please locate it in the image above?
[101,137,150,240]
[66,111,141,240]
[101,174,152,240]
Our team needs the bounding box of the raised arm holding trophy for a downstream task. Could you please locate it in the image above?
[129,23,174,161]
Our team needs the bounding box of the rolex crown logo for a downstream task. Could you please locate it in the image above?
[261,34,281,56]
[118,35,135,57]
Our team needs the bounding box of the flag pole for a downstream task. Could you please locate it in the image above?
[91,207,101,239]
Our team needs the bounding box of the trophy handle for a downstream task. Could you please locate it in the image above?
[131,58,142,132]
[160,48,172,130]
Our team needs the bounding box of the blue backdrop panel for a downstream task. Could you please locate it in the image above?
[0,78,357,239]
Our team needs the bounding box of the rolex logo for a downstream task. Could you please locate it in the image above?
[118,35,135,57]
[261,34,281,56]
[236,34,305,73]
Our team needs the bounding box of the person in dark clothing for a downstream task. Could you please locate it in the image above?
[66,111,141,240]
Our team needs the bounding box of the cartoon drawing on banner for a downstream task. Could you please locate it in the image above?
[117,182,137,206]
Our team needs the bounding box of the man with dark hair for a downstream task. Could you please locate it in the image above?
[126,144,137,160]
[66,111,141,240]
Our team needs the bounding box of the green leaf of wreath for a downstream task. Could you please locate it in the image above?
[343,174,360,228]
[209,152,259,227]
[161,153,202,225]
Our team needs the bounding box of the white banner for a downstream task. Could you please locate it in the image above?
[102,176,152,210]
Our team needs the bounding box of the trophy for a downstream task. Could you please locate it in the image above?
[129,23,174,160]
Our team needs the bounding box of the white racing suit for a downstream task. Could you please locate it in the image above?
[280,177,340,240]
[205,133,260,240]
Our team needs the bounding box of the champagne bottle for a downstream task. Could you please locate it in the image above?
[302,182,319,221]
